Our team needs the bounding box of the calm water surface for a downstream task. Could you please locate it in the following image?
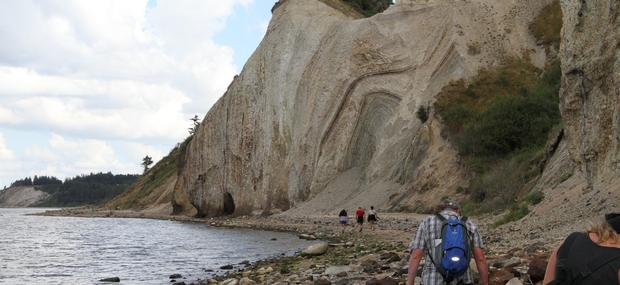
[0,208,315,285]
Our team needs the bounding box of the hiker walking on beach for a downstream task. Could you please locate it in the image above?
[407,201,489,285]
[356,207,365,233]
[368,206,378,231]
[543,213,620,285]
[339,209,349,234]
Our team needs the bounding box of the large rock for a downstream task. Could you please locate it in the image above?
[303,242,329,256]
[171,0,554,217]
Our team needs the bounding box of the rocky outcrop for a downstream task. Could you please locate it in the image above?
[172,0,555,217]
[0,186,50,207]
[559,0,620,192]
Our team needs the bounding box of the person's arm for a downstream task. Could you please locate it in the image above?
[543,247,559,284]
[407,249,424,285]
[473,247,489,285]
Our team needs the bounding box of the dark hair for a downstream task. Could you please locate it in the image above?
[371,206,374,210]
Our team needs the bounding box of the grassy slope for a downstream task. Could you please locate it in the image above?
[105,138,190,210]
[433,0,563,225]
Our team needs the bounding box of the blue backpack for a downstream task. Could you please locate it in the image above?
[430,214,472,282]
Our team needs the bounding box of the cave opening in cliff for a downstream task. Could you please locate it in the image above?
[223,192,235,215]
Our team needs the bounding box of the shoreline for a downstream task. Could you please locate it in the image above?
[38,208,553,285]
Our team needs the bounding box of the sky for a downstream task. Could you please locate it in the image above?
[0,0,274,188]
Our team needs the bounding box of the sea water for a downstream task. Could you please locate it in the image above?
[0,208,314,284]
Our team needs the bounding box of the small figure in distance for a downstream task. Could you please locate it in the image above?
[356,206,365,233]
[368,206,378,231]
[543,213,620,285]
[338,209,348,234]
[407,200,489,285]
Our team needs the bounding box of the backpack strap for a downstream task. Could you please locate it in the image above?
[436,213,447,222]
[573,252,620,283]
[427,214,449,280]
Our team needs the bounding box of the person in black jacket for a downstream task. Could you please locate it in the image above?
[338,209,348,234]
[543,213,620,285]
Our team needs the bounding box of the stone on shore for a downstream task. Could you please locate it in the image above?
[256,266,274,275]
[527,255,548,283]
[222,278,238,285]
[220,264,234,270]
[299,234,317,240]
[314,277,332,285]
[302,242,328,256]
[365,277,399,285]
[324,265,351,275]
[169,273,182,279]
[99,277,120,282]
[239,277,257,285]
[505,278,523,285]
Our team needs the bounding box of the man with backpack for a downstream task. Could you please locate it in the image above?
[407,201,489,285]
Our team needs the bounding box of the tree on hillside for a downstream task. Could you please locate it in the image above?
[189,115,200,135]
[142,155,154,174]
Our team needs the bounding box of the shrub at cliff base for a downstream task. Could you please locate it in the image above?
[436,59,561,218]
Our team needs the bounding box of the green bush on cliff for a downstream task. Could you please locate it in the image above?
[437,59,561,215]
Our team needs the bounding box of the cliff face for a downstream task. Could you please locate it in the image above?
[172,0,554,217]
[559,0,620,192]
[0,187,50,208]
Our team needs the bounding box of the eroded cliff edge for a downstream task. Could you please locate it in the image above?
[168,0,555,217]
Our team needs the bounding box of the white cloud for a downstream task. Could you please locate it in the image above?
[0,0,259,186]
[0,132,14,160]
[0,133,144,187]
[0,0,252,142]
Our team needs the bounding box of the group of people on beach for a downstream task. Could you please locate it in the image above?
[404,200,620,285]
[338,206,378,233]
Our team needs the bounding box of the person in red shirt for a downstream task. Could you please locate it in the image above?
[355,207,365,233]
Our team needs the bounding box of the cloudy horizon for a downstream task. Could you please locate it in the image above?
[0,0,272,188]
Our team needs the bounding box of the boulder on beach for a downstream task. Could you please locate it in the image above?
[169,273,182,279]
[302,242,328,256]
[99,277,120,282]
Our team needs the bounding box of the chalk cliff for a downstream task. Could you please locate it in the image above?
[170,0,555,217]
[0,187,50,208]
